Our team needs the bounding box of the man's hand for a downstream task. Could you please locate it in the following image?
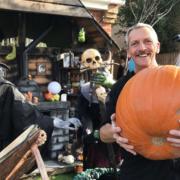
[100,113,136,155]
[113,131,136,155]
[100,114,121,143]
[100,123,119,143]
[167,121,180,147]
[111,113,136,155]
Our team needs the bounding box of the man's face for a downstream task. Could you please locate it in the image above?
[127,27,160,71]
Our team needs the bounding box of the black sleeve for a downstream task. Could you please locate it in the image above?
[104,72,134,125]
[0,82,54,151]
[11,86,54,139]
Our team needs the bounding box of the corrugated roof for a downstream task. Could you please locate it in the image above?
[0,0,92,18]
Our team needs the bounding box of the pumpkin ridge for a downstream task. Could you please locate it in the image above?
[160,66,180,133]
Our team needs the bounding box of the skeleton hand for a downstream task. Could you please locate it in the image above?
[67,117,82,130]
[92,72,115,88]
[92,73,106,85]
[53,117,81,130]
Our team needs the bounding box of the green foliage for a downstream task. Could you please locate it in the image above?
[73,168,118,180]
[155,18,176,52]
[117,0,180,52]
[34,173,75,180]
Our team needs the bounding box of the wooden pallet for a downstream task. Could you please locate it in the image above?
[0,125,49,180]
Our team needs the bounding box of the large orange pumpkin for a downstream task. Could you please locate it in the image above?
[116,65,180,160]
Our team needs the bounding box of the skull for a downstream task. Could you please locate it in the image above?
[81,48,103,70]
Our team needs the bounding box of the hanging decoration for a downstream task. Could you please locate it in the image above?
[78,27,86,43]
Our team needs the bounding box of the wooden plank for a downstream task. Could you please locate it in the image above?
[0,125,40,179]
[6,150,34,179]
[34,76,52,84]
[0,125,38,162]
[105,12,118,19]
[31,144,49,180]
[26,0,82,6]
[0,0,92,18]
[103,18,116,24]
[107,4,119,14]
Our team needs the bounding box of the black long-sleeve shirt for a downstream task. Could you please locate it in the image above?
[104,71,179,180]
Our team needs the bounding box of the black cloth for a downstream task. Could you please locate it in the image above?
[116,65,125,80]
[104,71,180,180]
[77,90,113,169]
[0,79,54,153]
[77,93,101,132]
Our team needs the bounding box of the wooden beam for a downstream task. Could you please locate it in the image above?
[27,0,82,6]
[31,144,49,180]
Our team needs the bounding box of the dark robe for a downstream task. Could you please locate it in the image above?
[77,82,120,169]
[0,79,54,154]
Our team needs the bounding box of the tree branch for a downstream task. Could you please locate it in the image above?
[129,0,138,23]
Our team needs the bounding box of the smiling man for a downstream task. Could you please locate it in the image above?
[126,24,159,71]
[99,23,180,180]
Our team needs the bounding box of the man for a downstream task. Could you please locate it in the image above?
[0,61,81,154]
[99,23,180,180]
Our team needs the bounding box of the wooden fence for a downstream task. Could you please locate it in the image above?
[157,51,180,65]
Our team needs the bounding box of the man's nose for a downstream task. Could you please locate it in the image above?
[138,42,146,50]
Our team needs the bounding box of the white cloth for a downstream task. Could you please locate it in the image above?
[53,117,82,130]
[81,82,99,103]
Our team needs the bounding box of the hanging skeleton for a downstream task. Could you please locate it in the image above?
[80,48,115,105]
[78,49,119,169]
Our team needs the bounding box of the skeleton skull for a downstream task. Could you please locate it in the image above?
[81,48,103,70]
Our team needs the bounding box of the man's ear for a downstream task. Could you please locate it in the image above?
[156,42,160,54]
[127,50,131,59]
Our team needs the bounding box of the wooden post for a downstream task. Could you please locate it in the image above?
[31,144,49,180]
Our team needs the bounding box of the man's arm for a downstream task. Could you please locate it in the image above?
[100,123,118,143]
[99,72,137,155]
[99,77,124,143]
[100,113,137,155]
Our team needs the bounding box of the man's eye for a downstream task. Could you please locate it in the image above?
[145,40,153,44]
[130,42,138,46]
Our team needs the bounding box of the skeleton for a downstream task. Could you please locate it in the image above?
[81,48,114,72]
[80,48,115,105]
[81,48,103,70]
[79,49,117,169]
